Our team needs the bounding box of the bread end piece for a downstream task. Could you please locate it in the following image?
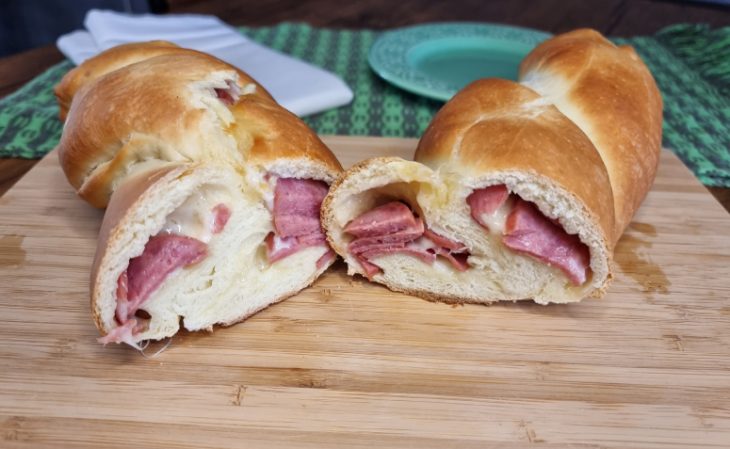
[92,163,335,344]
[323,156,613,305]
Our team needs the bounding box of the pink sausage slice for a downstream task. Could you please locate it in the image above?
[348,218,424,254]
[274,178,329,238]
[344,202,418,238]
[212,204,231,234]
[423,228,467,252]
[123,235,207,317]
[503,199,590,285]
[467,185,509,231]
[345,202,473,274]
[265,232,328,264]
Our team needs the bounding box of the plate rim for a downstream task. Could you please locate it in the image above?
[368,22,552,101]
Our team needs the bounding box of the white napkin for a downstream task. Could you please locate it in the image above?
[57,9,353,116]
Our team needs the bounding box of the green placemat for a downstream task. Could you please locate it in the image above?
[0,23,729,187]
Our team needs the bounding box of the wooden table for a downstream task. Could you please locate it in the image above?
[2,137,730,448]
[1,0,729,211]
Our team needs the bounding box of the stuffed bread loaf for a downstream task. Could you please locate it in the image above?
[322,29,662,304]
[55,42,343,347]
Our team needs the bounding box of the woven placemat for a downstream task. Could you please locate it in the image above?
[0,23,728,186]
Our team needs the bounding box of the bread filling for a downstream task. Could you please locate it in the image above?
[160,187,233,243]
[260,175,334,268]
[338,180,591,289]
[467,184,591,286]
[344,200,470,279]
[468,185,515,236]
[214,79,242,105]
[108,192,233,343]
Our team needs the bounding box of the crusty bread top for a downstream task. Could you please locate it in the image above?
[519,29,663,242]
[55,41,181,121]
[230,95,342,180]
[54,41,275,122]
[415,78,615,246]
[56,42,340,208]
[57,52,248,207]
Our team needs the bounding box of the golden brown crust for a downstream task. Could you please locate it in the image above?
[56,42,338,208]
[415,78,616,245]
[58,52,237,207]
[54,41,276,122]
[57,51,272,208]
[55,41,182,121]
[230,95,343,176]
[519,29,663,242]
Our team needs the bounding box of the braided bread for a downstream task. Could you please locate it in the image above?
[322,29,662,304]
[55,42,342,347]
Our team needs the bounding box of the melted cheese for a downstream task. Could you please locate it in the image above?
[407,236,438,252]
[478,196,515,235]
[241,83,257,96]
[160,188,231,243]
[245,169,277,211]
[262,176,277,212]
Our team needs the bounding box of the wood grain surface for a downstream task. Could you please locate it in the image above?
[0,136,729,448]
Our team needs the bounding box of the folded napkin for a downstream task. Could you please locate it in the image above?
[56,10,353,116]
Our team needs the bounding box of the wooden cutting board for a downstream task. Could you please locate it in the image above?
[1,136,729,449]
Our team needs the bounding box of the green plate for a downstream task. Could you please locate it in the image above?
[369,23,551,101]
